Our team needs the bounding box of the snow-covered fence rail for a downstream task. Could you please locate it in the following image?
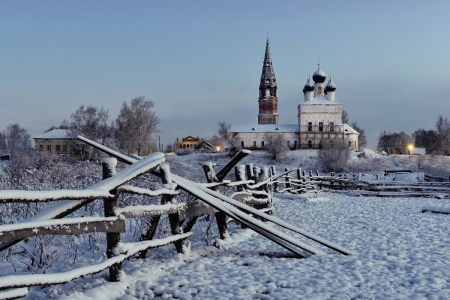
[77,137,352,259]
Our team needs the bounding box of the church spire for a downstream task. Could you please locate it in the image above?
[258,38,279,124]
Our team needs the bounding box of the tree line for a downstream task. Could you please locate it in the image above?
[377,115,450,155]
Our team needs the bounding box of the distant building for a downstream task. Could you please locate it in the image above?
[175,136,200,150]
[34,129,93,159]
[231,39,359,151]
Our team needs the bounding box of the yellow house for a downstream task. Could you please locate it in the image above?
[176,136,200,150]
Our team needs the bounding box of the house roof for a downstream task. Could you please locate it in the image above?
[34,129,71,139]
[231,124,298,133]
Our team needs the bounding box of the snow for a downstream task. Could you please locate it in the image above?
[6,148,450,298]
[34,129,71,139]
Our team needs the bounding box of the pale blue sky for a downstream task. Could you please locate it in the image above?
[1,1,449,149]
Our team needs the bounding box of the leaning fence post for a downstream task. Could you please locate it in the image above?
[297,168,302,180]
[102,158,123,282]
[235,165,246,192]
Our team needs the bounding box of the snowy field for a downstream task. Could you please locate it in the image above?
[3,150,450,299]
[41,193,450,300]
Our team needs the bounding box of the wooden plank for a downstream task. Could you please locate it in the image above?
[215,150,251,181]
[0,288,28,300]
[0,219,125,243]
[0,233,192,290]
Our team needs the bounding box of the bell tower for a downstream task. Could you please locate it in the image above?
[258,38,279,124]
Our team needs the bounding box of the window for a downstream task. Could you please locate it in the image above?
[261,141,265,147]
[318,86,322,94]
[330,122,335,132]
[39,145,43,150]
[294,141,298,149]
[63,145,67,152]
[241,141,244,147]
[308,122,313,132]
[47,145,51,151]
[348,141,352,147]
[287,141,290,148]
[308,140,312,148]
[319,122,323,132]
[56,145,61,152]
[253,141,256,147]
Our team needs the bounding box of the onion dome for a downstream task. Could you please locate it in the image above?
[303,76,314,94]
[325,77,336,92]
[312,64,326,83]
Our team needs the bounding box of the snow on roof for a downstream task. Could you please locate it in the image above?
[344,123,359,135]
[302,96,341,105]
[34,129,71,139]
[231,124,298,133]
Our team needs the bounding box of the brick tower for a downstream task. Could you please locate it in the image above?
[258,38,279,124]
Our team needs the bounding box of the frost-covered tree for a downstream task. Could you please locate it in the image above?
[69,105,111,159]
[69,105,110,141]
[4,123,31,156]
[377,131,413,154]
[115,96,161,155]
[317,139,350,172]
[263,132,288,160]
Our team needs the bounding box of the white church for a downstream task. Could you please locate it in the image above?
[231,39,359,151]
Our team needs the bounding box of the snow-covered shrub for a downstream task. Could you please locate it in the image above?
[317,139,350,172]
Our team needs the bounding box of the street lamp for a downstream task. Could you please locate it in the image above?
[408,144,414,154]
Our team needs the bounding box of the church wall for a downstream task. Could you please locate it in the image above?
[234,132,299,149]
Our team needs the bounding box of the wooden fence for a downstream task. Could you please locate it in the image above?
[0,137,352,299]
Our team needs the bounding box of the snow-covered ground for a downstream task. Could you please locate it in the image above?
[44,194,450,300]
[3,150,450,299]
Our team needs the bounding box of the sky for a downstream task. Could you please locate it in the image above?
[1,0,450,150]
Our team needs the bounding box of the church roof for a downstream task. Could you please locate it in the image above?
[344,124,359,135]
[231,124,298,133]
[302,96,341,105]
[260,39,277,87]
[34,129,71,139]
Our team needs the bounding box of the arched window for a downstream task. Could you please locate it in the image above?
[318,87,322,94]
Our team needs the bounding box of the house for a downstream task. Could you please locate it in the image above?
[34,129,93,159]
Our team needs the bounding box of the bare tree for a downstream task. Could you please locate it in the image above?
[317,139,350,172]
[350,121,367,150]
[263,133,288,160]
[435,115,450,155]
[342,110,349,124]
[115,96,161,155]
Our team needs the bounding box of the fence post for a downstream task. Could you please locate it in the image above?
[102,158,123,282]
[160,163,185,253]
[271,166,278,192]
[297,169,302,180]
[246,163,254,182]
[285,168,291,190]
[203,163,229,239]
[235,165,246,192]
